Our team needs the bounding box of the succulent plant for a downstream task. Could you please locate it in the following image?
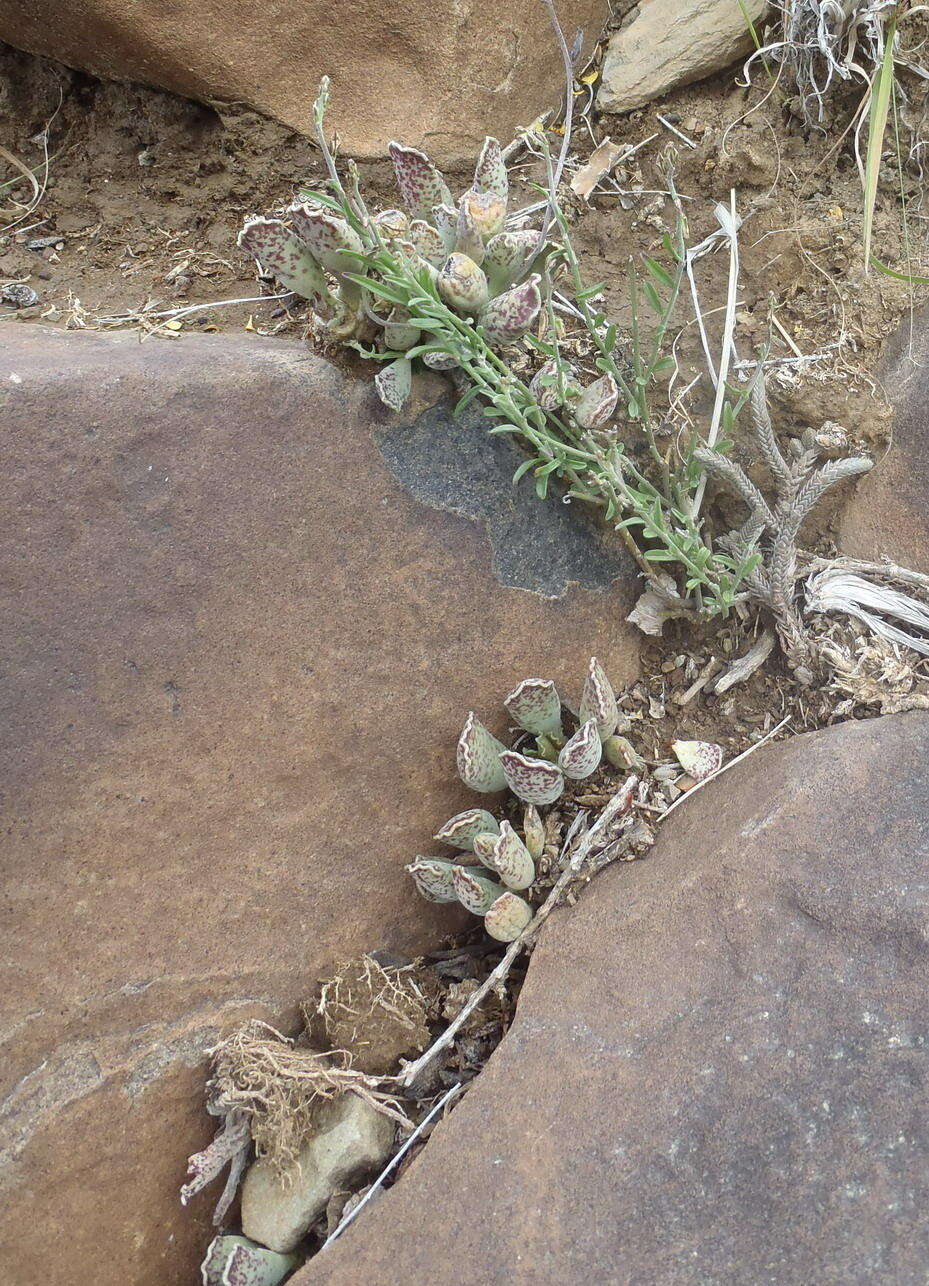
[201,1235,296,1286]
[671,739,723,781]
[408,657,630,939]
[239,102,550,415]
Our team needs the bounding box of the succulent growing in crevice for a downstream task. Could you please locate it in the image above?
[238,100,550,414]
[201,1235,296,1286]
[407,657,633,940]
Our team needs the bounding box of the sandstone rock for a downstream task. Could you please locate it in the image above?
[242,1093,395,1253]
[295,712,929,1285]
[598,0,766,115]
[0,0,608,163]
[0,327,638,1286]
[839,308,929,574]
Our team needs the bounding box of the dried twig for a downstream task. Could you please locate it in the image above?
[320,1080,465,1251]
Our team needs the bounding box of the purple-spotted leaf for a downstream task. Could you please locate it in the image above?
[672,739,723,781]
[434,809,500,850]
[452,865,504,915]
[574,373,619,430]
[432,204,458,252]
[480,275,542,346]
[407,858,460,903]
[530,359,580,411]
[499,748,564,805]
[457,712,507,792]
[460,189,506,242]
[382,308,420,350]
[238,218,332,310]
[579,656,619,741]
[201,1236,296,1286]
[503,677,563,738]
[484,891,533,942]
[422,350,460,371]
[437,253,489,316]
[491,820,535,890]
[558,718,603,780]
[471,831,500,869]
[473,137,509,205]
[388,142,453,220]
[454,199,485,265]
[483,229,541,287]
[522,804,545,860]
[375,356,412,411]
[373,208,409,240]
[410,220,447,267]
[288,204,364,275]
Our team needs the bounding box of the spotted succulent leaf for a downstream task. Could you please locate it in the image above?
[452,866,504,915]
[522,805,545,860]
[558,718,602,780]
[480,275,542,345]
[438,253,489,315]
[410,220,447,267]
[454,199,485,265]
[503,677,563,738]
[238,218,333,310]
[471,831,500,869]
[530,359,580,411]
[373,208,409,240]
[484,891,533,942]
[382,308,420,350]
[579,656,619,742]
[499,749,564,805]
[422,350,460,371]
[289,204,364,274]
[388,142,453,220]
[434,809,500,850]
[201,1236,296,1286]
[483,230,541,288]
[473,137,508,205]
[375,356,412,411]
[672,739,723,781]
[432,204,458,252]
[574,373,619,430]
[457,712,507,792]
[407,858,460,902]
[492,821,535,890]
[460,189,506,242]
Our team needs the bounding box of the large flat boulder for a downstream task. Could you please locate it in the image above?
[0,327,638,1286]
[0,0,607,163]
[297,712,929,1285]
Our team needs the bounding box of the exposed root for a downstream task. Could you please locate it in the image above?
[207,1021,413,1180]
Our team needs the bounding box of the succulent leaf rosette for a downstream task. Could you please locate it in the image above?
[407,658,629,941]
[237,84,552,415]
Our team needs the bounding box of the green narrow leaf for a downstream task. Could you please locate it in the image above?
[643,256,674,289]
[862,20,897,272]
[869,255,929,284]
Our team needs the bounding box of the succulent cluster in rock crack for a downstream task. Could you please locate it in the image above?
[237,116,622,422]
[407,658,630,942]
[238,137,544,393]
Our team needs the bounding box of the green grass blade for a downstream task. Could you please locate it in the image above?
[862,19,897,273]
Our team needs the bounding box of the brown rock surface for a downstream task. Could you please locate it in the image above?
[0,327,638,1286]
[0,0,607,163]
[839,311,929,573]
[296,712,929,1286]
